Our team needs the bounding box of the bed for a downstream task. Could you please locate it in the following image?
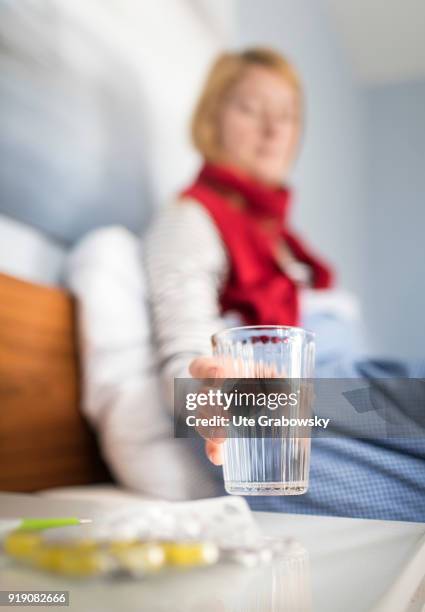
[0,0,233,494]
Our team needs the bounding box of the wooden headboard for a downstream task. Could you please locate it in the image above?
[0,273,112,491]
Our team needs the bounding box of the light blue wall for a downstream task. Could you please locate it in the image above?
[236,0,367,301]
[364,80,425,359]
[236,1,425,360]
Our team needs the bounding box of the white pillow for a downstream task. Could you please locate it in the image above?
[0,214,65,285]
[65,226,219,500]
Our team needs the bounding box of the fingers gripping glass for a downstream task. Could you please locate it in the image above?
[211,326,315,495]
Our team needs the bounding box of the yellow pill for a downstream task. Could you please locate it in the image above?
[4,531,42,559]
[109,542,165,575]
[55,547,113,577]
[63,540,98,552]
[31,547,64,572]
[107,540,139,553]
[162,542,219,567]
[22,542,114,577]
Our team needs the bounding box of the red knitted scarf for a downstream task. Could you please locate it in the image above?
[182,162,334,326]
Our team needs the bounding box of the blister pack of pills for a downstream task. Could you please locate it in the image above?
[3,497,294,578]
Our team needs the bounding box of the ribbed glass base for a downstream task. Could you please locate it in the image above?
[224,481,308,496]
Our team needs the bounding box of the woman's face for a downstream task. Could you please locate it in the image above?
[217,65,301,185]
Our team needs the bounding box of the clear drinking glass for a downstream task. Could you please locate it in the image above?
[211,325,315,495]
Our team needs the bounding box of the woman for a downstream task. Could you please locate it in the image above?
[145,48,425,521]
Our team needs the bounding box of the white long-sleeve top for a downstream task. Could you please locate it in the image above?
[143,197,362,403]
[143,198,231,391]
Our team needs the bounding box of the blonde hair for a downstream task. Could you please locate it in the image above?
[191,47,302,162]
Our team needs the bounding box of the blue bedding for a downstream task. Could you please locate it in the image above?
[246,311,425,521]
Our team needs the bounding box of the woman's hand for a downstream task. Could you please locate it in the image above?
[189,356,226,466]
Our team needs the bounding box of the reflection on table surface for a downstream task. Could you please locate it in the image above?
[0,494,424,612]
[0,539,311,612]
